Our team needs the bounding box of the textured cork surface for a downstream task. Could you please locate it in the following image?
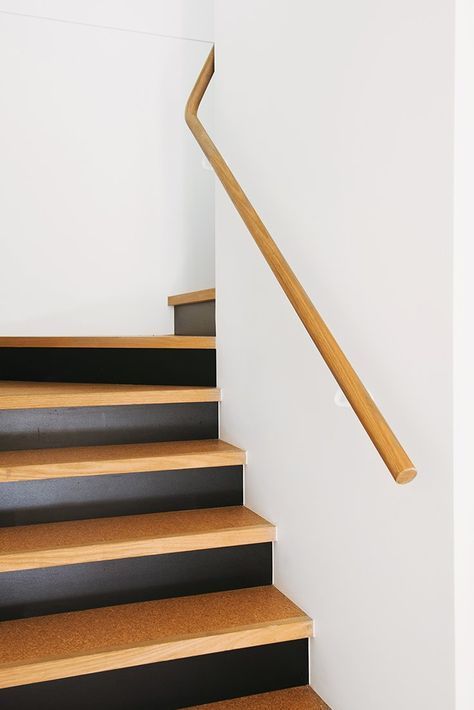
[186,686,331,709]
[0,586,312,688]
[0,506,275,571]
[0,381,221,409]
[0,439,245,482]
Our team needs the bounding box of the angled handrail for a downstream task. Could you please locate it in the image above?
[186,46,416,484]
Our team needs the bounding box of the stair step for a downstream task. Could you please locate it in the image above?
[0,439,245,482]
[0,382,220,410]
[186,686,330,709]
[168,288,215,306]
[0,506,273,572]
[0,336,215,349]
[0,586,312,689]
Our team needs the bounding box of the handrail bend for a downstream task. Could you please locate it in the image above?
[186,46,416,484]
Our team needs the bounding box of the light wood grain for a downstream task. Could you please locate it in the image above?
[0,586,312,689]
[168,289,216,306]
[0,506,275,572]
[0,335,215,349]
[185,47,416,485]
[186,686,331,709]
[0,439,245,482]
[0,381,220,410]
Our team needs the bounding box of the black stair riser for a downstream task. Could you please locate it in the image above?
[0,466,243,527]
[0,544,272,621]
[0,640,308,710]
[174,301,216,336]
[0,348,216,386]
[0,402,218,451]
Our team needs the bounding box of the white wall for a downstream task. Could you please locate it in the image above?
[214,2,454,709]
[0,1,214,334]
[0,1,214,42]
[454,1,474,707]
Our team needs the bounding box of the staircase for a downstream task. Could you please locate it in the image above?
[0,290,328,709]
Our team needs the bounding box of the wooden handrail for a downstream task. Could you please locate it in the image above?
[186,47,416,485]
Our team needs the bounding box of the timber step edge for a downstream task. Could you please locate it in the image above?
[168,288,216,306]
[0,585,313,689]
[186,686,331,709]
[0,439,245,482]
[0,506,274,572]
[0,382,221,410]
[0,336,215,349]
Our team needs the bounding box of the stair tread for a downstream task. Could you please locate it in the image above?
[168,288,215,306]
[0,586,312,689]
[0,439,245,482]
[186,686,330,709]
[0,335,215,349]
[0,506,274,572]
[0,381,221,410]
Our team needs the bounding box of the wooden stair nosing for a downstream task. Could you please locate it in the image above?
[0,506,274,572]
[168,288,216,306]
[0,586,313,689]
[0,439,245,482]
[185,686,331,709]
[0,381,221,410]
[0,336,215,349]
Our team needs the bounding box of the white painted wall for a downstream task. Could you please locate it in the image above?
[214,2,454,709]
[454,1,474,708]
[0,2,214,334]
[0,0,214,42]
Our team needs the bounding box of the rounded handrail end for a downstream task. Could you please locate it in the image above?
[395,467,417,485]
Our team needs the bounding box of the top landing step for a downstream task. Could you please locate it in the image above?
[168,288,215,306]
[0,336,215,349]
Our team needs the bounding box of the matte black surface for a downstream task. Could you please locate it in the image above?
[0,466,243,527]
[0,348,216,386]
[0,640,309,710]
[0,402,218,451]
[0,544,272,621]
[174,301,216,336]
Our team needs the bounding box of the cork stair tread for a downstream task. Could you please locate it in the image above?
[168,288,215,306]
[0,439,245,482]
[0,586,313,689]
[0,335,215,349]
[0,506,274,572]
[0,381,221,410]
[186,686,330,709]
